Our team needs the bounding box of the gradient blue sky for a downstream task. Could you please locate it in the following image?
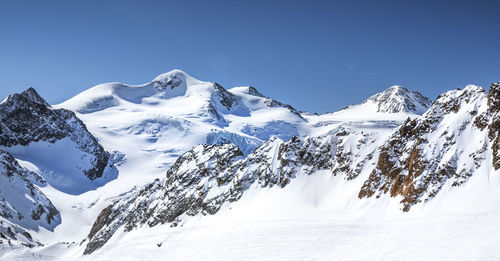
[1,0,499,113]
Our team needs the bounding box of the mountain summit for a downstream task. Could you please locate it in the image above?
[342,85,432,114]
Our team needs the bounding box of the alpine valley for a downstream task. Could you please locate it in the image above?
[1,70,499,260]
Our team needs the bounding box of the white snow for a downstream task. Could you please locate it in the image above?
[5,138,117,195]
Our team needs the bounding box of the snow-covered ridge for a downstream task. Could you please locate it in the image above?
[60,70,238,115]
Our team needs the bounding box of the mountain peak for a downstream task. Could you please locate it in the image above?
[19,87,50,106]
[245,86,265,97]
[488,81,500,112]
[1,87,50,107]
[152,69,189,82]
[365,85,432,114]
[338,85,432,116]
[151,69,205,89]
[151,69,190,93]
[386,85,408,93]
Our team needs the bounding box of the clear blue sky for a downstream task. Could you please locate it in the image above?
[1,0,499,113]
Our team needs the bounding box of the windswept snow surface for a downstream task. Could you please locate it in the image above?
[3,70,498,260]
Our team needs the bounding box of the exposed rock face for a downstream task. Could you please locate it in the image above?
[0,217,42,249]
[487,82,500,169]
[0,149,60,247]
[201,83,239,125]
[370,86,433,113]
[245,86,265,97]
[84,130,378,254]
[238,85,305,120]
[83,144,244,255]
[359,84,498,211]
[152,73,184,91]
[151,70,188,99]
[0,87,121,250]
[235,85,304,117]
[212,83,237,111]
[0,88,110,180]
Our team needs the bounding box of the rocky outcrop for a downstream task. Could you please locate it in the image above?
[370,86,433,113]
[246,86,265,97]
[212,83,237,111]
[359,84,498,211]
[487,82,500,169]
[152,73,184,91]
[0,149,60,247]
[0,88,110,180]
[0,217,43,249]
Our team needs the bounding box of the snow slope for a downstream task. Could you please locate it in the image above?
[6,212,500,261]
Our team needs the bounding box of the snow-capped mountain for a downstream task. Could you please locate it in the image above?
[53,70,307,201]
[1,71,433,257]
[73,73,435,254]
[81,80,500,255]
[48,70,428,206]
[4,70,499,260]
